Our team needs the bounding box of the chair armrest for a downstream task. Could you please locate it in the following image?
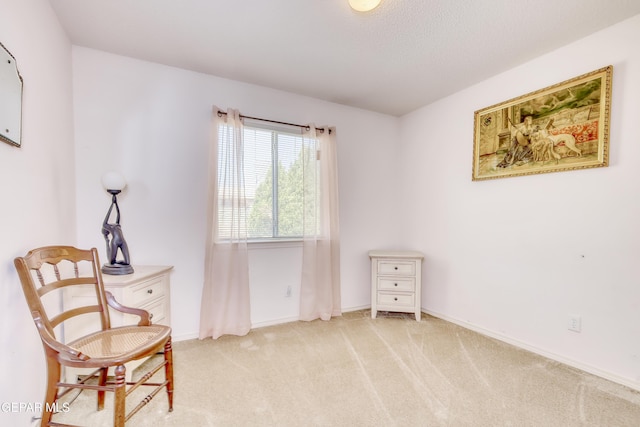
[105,291,152,326]
[32,313,90,362]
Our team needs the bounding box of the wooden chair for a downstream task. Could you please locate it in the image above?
[14,246,174,427]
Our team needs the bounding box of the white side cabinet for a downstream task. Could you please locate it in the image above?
[369,250,424,321]
[63,265,173,381]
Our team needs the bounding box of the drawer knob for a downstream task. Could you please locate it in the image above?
[394,267,398,270]
[394,283,398,287]
[394,297,398,301]
[150,313,154,319]
[147,289,153,294]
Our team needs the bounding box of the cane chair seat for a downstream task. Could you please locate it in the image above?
[14,246,174,427]
[67,325,171,362]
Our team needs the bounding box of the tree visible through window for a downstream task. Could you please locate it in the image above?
[217,121,318,241]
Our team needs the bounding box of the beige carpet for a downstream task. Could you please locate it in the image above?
[51,311,640,426]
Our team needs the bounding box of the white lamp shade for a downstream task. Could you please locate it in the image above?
[101,171,127,191]
[349,0,382,12]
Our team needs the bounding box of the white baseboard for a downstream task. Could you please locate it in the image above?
[423,308,640,392]
[173,317,302,341]
[342,304,371,313]
[251,315,300,329]
[175,304,387,340]
[173,332,199,342]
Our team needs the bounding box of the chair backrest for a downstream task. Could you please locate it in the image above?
[14,246,112,344]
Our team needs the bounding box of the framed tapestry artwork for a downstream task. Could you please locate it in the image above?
[472,66,612,181]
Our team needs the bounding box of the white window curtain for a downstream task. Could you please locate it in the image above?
[199,108,251,339]
[299,126,342,321]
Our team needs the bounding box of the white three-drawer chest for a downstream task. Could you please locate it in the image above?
[369,250,424,321]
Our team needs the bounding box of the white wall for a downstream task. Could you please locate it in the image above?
[71,47,401,340]
[0,0,76,425]
[398,14,640,390]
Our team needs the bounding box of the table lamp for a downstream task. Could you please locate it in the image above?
[101,171,134,275]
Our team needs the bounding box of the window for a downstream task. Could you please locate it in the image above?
[216,120,318,241]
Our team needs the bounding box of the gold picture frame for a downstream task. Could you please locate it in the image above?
[472,66,612,181]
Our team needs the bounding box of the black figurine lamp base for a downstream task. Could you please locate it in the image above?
[102,263,134,275]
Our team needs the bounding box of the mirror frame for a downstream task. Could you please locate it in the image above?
[0,41,23,147]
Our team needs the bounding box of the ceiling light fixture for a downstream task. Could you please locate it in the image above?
[349,0,382,12]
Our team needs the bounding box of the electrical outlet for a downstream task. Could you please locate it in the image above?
[285,286,292,298]
[568,315,582,332]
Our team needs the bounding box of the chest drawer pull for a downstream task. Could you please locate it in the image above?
[147,289,153,294]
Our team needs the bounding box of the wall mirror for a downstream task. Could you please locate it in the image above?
[0,42,23,147]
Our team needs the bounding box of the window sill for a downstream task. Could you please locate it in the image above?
[248,239,303,250]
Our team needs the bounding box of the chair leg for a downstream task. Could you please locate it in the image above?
[41,355,61,427]
[113,365,126,427]
[97,367,108,410]
[164,338,174,412]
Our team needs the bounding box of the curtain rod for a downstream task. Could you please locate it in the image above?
[216,110,331,134]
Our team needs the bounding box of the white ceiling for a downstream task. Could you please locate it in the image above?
[49,0,640,116]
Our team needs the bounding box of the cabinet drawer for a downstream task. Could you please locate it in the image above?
[141,298,166,325]
[121,298,166,326]
[131,277,166,306]
[378,261,415,276]
[377,292,415,307]
[378,277,414,292]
